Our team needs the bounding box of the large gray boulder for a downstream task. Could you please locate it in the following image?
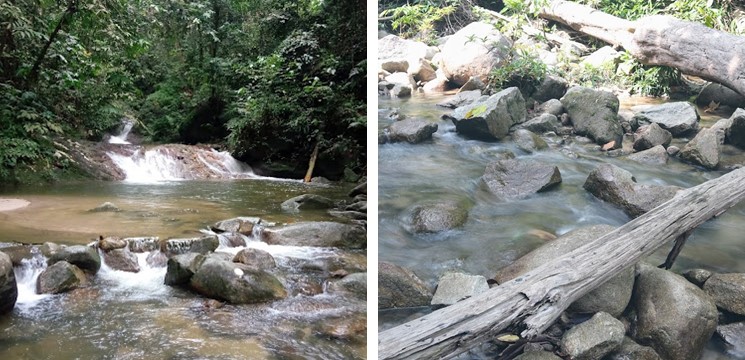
[494,225,634,318]
[164,252,203,286]
[36,261,87,294]
[633,102,699,137]
[726,108,745,149]
[446,87,526,140]
[280,194,335,213]
[583,163,680,218]
[431,272,489,306]
[163,235,219,256]
[633,123,672,151]
[703,273,745,316]
[512,129,548,153]
[627,145,668,165]
[378,35,429,70]
[679,127,722,169]
[0,252,17,314]
[232,248,276,269]
[561,312,625,360]
[261,222,366,248]
[47,245,101,273]
[98,236,127,251]
[561,86,623,145]
[436,90,484,109]
[439,22,512,86]
[532,75,569,102]
[697,83,745,109]
[518,113,561,134]
[410,200,469,233]
[481,158,561,200]
[212,216,262,235]
[384,118,438,144]
[189,256,287,304]
[631,264,718,360]
[716,322,745,355]
[102,248,140,273]
[326,272,367,300]
[379,261,432,309]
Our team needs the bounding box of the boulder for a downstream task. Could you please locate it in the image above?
[703,273,745,316]
[349,182,366,197]
[212,217,262,235]
[410,58,436,82]
[431,272,489,306]
[0,252,17,314]
[326,272,366,300]
[125,237,160,252]
[261,222,366,248]
[726,108,745,149]
[381,59,408,73]
[163,235,219,256]
[696,83,745,109]
[164,253,203,286]
[631,263,718,360]
[514,351,563,360]
[512,129,548,153]
[436,90,484,109]
[378,35,429,69]
[560,312,625,360]
[440,22,512,86]
[280,194,335,213]
[481,158,562,200]
[189,256,287,304]
[583,163,680,218]
[561,86,623,145]
[378,261,432,309]
[40,242,61,258]
[232,248,276,269]
[98,236,127,251]
[102,248,140,273]
[679,127,722,169]
[606,337,661,360]
[580,46,621,68]
[410,200,468,233]
[716,322,745,355]
[632,102,699,137]
[682,268,712,287]
[421,69,450,93]
[0,245,32,266]
[88,201,120,212]
[518,113,561,134]
[314,314,367,341]
[627,145,668,165]
[535,99,564,117]
[633,123,672,151]
[47,245,101,273]
[446,87,526,140]
[532,75,569,102]
[458,76,486,92]
[36,261,87,294]
[385,118,438,144]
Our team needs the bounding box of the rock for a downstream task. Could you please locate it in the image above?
[385,73,415,98]
[421,69,450,93]
[379,34,429,69]
[145,251,168,267]
[261,222,366,248]
[88,201,119,212]
[47,245,101,273]
[410,200,468,233]
[431,272,489,306]
[627,145,668,165]
[0,245,32,266]
[583,163,680,218]
[682,268,713,287]
[0,252,17,314]
[189,256,287,304]
[326,272,366,300]
[102,248,140,273]
[315,314,367,341]
[532,75,569,102]
[212,217,262,235]
[36,261,87,294]
[378,261,432,309]
[703,273,745,315]
[679,127,722,169]
[580,46,621,68]
[440,22,512,86]
[98,236,127,251]
[513,129,548,153]
[481,158,561,200]
[514,351,563,360]
[410,58,436,82]
[518,113,561,134]
[717,322,745,355]
[310,176,332,184]
[726,108,745,149]
[561,86,623,145]
[606,337,661,360]
[232,248,276,269]
[535,99,564,117]
[349,182,367,197]
[697,83,745,109]
[164,253,203,286]
[631,263,718,360]
[561,312,625,360]
[666,145,680,156]
[125,237,160,252]
[40,242,61,258]
[436,90,483,109]
[633,102,699,137]
[385,118,438,144]
[458,76,485,92]
[381,59,408,73]
[280,194,335,213]
[633,123,672,151]
[446,87,526,140]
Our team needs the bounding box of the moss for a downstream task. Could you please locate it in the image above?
[465,104,488,119]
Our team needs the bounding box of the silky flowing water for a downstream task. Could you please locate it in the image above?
[378,94,745,359]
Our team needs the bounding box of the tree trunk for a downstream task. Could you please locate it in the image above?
[303,142,319,183]
[378,167,745,359]
[538,0,745,97]
[28,1,77,86]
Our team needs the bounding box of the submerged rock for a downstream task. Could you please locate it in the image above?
[189,256,287,304]
[703,273,745,316]
[378,261,432,309]
[446,87,527,140]
[431,272,489,306]
[37,261,87,294]
[679,127,722,169]
[410,200,469,233]
[561,312,625,360]
[280,194,335,213]
[88,202,120,212]
[261,222,366,249]
[48,245,101,273]
[633,102,699,137]
[384,118,438,144]
[439,22,512,86]
[326,272,367,300]
[481,158,561,200]
[561,86,623,145]
[102,248,140,273]
[717,322,745,355]
[0,252,17,314]
[232,248,276,269]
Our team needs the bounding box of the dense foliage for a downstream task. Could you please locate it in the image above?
[0,0,366,182]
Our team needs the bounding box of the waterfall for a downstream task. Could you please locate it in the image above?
[108,118,135,145]
[97,252,171,301]
[14,249,50,311]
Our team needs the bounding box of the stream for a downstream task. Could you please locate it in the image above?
[378,93,745,359]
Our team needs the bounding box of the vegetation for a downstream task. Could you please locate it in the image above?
[0,0,365,183]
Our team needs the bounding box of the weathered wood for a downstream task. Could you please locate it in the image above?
[378,167,745,359]
[539,0,745,97]
[303,142,319,183]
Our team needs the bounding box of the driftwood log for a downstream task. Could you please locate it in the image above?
[378,166,745,359]
[538,0,745,97]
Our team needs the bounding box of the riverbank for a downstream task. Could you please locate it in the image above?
[0,199,29,212]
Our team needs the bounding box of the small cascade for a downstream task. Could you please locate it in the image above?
[108,118,135,144]
[97,252,170,301]
[14,249,50,311]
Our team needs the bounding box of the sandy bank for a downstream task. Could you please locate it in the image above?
[0,198,30,211]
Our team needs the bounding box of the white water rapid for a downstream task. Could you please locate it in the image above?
[108,118,135,145]
[13,250,51,312]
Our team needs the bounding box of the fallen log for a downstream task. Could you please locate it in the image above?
[538,0,745,97]
[378,166,745,359]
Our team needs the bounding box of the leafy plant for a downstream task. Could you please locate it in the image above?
[488,47,547,94]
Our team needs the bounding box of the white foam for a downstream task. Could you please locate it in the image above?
[108,119,135,144]
[97,252,171,301]
[13,255,51,311]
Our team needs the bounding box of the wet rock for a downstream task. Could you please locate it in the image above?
[679,127,722,169]
[145,251,168,267]
[583,163,680,218]
[315,315,367,342]
[682,268,713,287]
[102,248,140,273]
[232,248,276,269]
[189,256,287,304]
[431,272,489,306]
[514,351,563,360]
[261,222,365,249]
[213,217,262,235]
[532,75,569,102]
[697,83,745,109]
[164,253,203,286]
[561,86,623,145]
[535,99,564,117]
[309,176,332,184]
[36,261,87,294]
[561,312,624,360]
[385,118,438,144]
[345,200,366,213]
[518,113,561,134]
[703,273,745,316]
[421,70,449,93]
[716,322,745,355]
[633,123,672,151]
[481,158,562,200]
[40,242,61,258]
[0,252,17,314]
[440,22,512,86]
[163,235,219,256]
[410,200,469,233]
[385,72,416,98]
[349,182,366,197]
[326,272,366,300]
[666,145,680,156]
[88,201,120,212]
[631,263,717,360]
[379,261,432,309]
[125,237,160,253]
[48,245,101,273]
[98,236,127,251]
[328,210,367,221]
[725,108,745,149]
[633,102,699,137]
[446,87,527,140]
[436,90,484,109]
[0,245,31,266]
[513,129,548,153]
[606,337,661,360]
[627,145,668,165]
[280,194,335,213]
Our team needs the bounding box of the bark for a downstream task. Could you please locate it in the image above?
[538,0,745,97]
[303,142,319,183]
[378,166,745,359]
[28,1,77,86]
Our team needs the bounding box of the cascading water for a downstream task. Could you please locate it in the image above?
[13,249,50,311]
[108,118,135,145]
[97,251,171,301]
